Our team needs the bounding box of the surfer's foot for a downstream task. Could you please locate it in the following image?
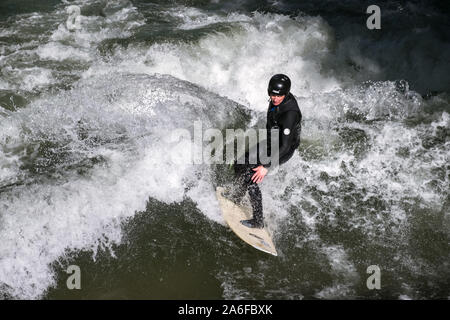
[240,218,264,229]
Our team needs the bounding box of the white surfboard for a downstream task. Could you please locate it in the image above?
[216,186,277,256]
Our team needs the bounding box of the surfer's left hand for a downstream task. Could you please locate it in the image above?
[251,166,268,183]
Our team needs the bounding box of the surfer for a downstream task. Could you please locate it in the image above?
[232,74,302,228]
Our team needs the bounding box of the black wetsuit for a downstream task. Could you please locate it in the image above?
[233,93,302,225]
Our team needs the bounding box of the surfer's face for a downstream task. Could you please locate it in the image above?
[270,95,285,106]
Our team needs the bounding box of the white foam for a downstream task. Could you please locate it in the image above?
[15,67,54,92]
[186,174,224,224]
[0,0,145,93]
[0,73,242,298]
[164,6,252,30]
[36,42,92,62]
[85,11,341,111]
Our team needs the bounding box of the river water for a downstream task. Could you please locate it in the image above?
[0,0,448,299]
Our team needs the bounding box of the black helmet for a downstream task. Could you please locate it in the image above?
[268,74,291,96]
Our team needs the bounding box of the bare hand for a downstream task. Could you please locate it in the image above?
[251,165,268,184]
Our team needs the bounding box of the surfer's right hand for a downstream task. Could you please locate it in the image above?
[251,166,268,184]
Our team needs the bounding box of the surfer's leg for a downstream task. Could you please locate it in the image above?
[231,157,250,203]
[238,165,264,228]
[232,150,264,228]
[247,180,263,224]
